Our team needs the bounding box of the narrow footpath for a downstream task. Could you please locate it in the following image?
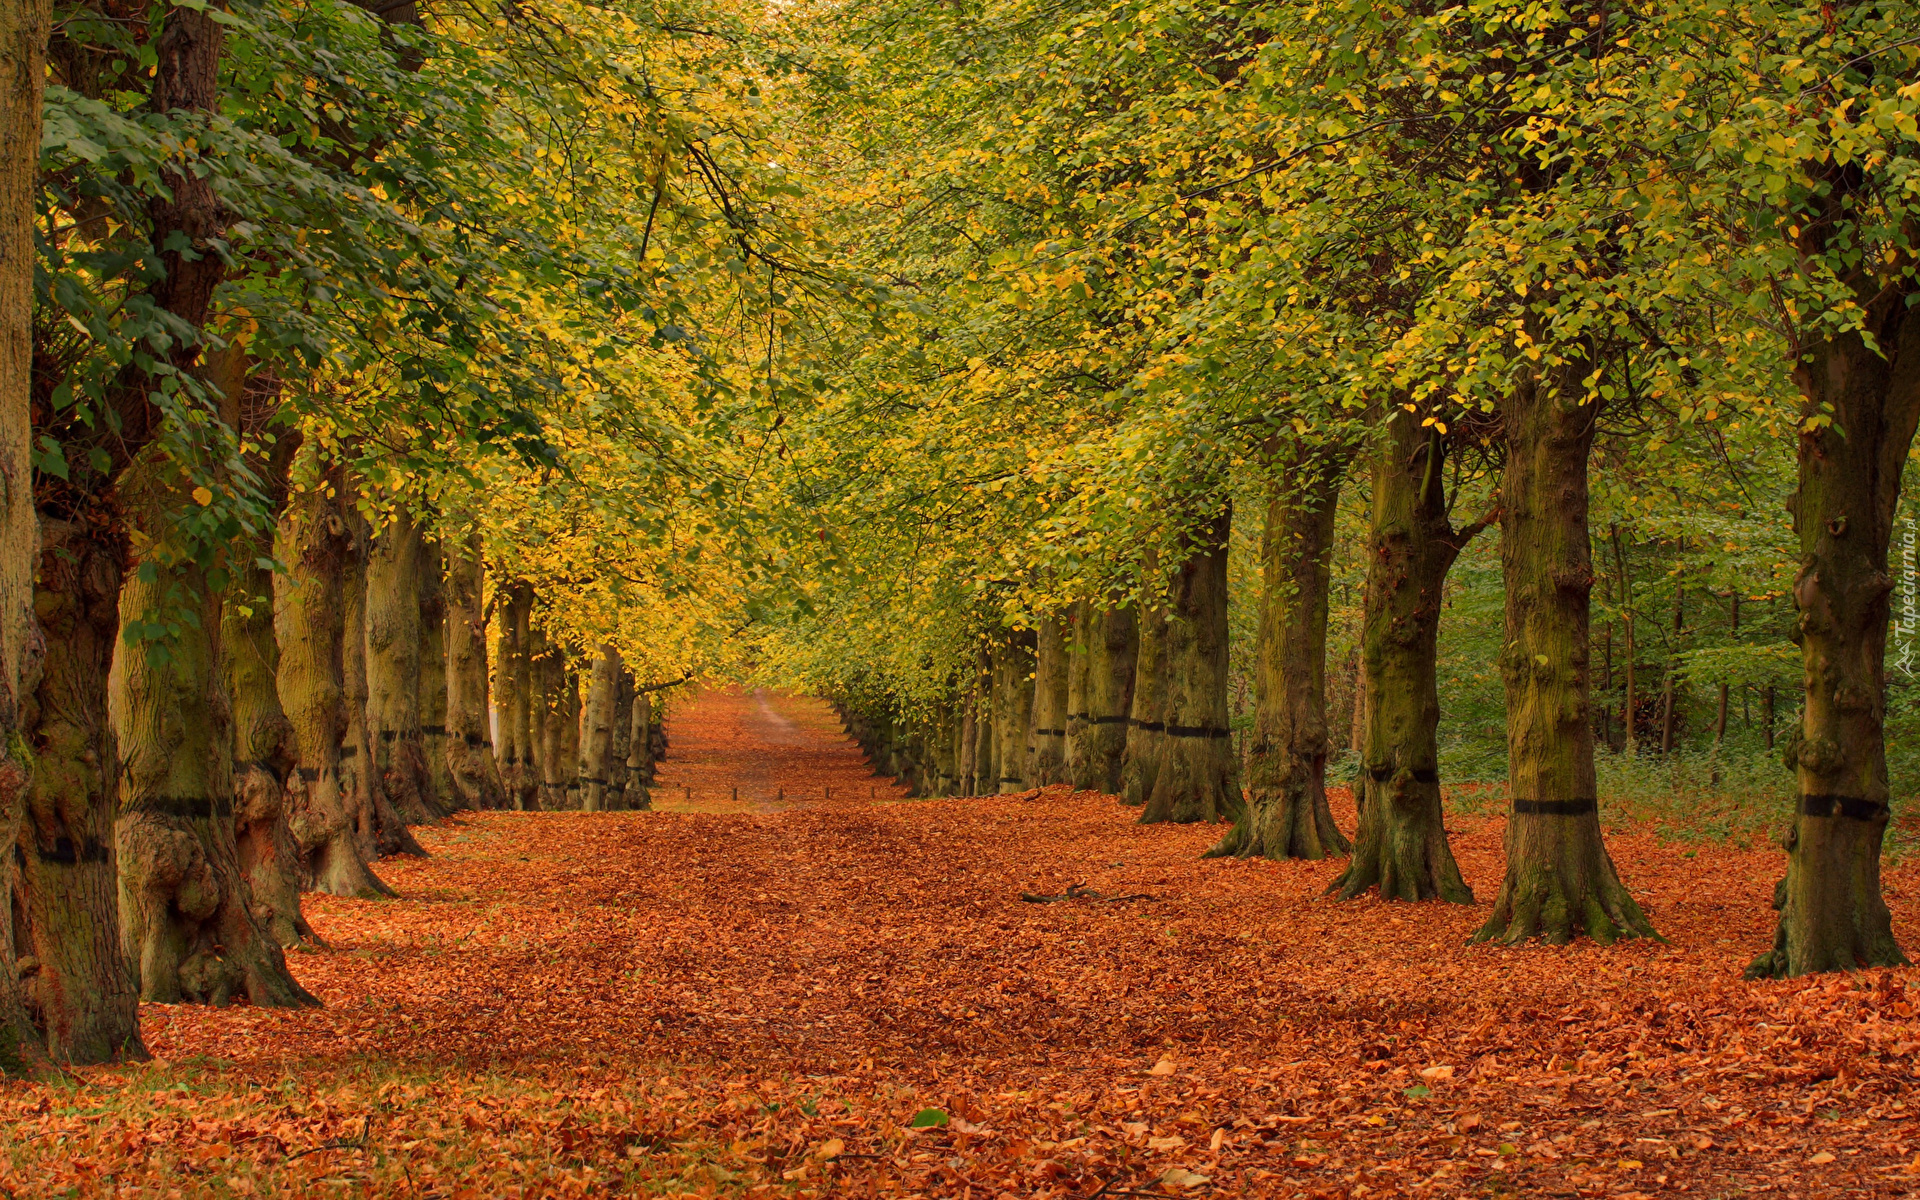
[648,688,908,812]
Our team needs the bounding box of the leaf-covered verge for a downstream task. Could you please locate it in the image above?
[3,691,1916,1198]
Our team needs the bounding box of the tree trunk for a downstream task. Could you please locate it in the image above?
[969,647,992,795]
[1474,355,1657,946]
[504,583,537,809]
[1211,452,1343,853]
[1142,506,1240,825]
[15,516,140,1062]
[559,671,582,809]
[993,633,1035,793]
[365,511,436,826]
[580,643,620,812]
[625,688,653,808]
[1029,615,1069,785]
[444,534,504,811]
[0,0,49,1070]
[1064,601,1090,781]
[1748,285,1918,978]
[342,511,423,858]
[417,538,452,812]
[1614,527,1638,756]
[111,455,317,1008]
[225,483,318,950]
[1119,590,1169,807]
[1328,419,1487,899]
[275,463,390,897]
[610,669,633,808]
[529,625,556,810]
[1075,603,1137,794]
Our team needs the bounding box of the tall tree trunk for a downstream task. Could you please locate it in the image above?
[529,625,556,810]
[559,672,582,809]
[625,688,653,809]
[610,669,633,808]
[970,647,993,795]
[1748,283,1918,978]
[224,459,317,948]
[993,634,1035,793]
[15,517,139,1062]
[443,535,504,811]
[580,643,620,812]
[111,455,317,1008]
[1474,354,1657,946]
[1329,419,1490,899]
[342,511,422,858]
[1064,601,1090,781]
[1212,452,1344,853]
[1143,506,1240,825]
[1076,603,1138,795]
[1029,615,1069,785]
[1119,588,1169,807]
[0,0,49,1071]
[275,461,389,897]
[505,584,537,809]
[365,510,436,825]
[417,538,451,812]
[1613,527,1638,756]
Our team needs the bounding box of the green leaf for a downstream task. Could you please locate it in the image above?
[909,1108,949,1128]
[1402,1085,1430,1099]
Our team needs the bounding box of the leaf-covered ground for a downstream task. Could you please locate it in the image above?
[4,689,1919,1198]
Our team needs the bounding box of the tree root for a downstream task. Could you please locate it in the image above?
[1203,785,1347,860]
[1470,861,1660,946]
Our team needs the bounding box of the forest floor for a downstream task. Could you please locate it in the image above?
[4,688,1920,1199]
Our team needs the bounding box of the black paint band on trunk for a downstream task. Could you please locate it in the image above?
[1512,798,1598,816]
[1800,794,1887,820]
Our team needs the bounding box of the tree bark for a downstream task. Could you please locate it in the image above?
[624,687,653,809]
[558,671,582,809]
[609,669,633,807]
[111,454,317,1008]
[1473,353,1657,946]
[417,538,452,812]
[993,633,1035,793]
[1029,615,1070,785]
[224,474,318,949]
[580,643,620,812]
[502,582,537,809]
[1119,588,1169,807]
[365,510,436,826]
[1211,450,1344,854]
[1748,281,1918,978]
[342,510,423,858]
[529,624,556,810]
[1142,506,1240,825]
[1075,603,1137,795]
[443,534,505,811]
[274,463,390,896]
[1328,418,1489,899]
[15,517,139,1062]
[1063,601,1090,781]
[0,0,48,1071]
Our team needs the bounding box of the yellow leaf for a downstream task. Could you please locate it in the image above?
[1809,1152,1836,1165]
[192,487,214,506]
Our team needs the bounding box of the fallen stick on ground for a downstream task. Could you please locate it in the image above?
[1019,882,1156,904]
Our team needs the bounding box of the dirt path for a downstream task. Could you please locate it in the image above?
[5,689,1917,1197]
[648,688,908,812]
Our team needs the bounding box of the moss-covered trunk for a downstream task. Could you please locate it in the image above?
[1076,603,1137,795]
[993,633,1035,793]
[1142,507,1240,825]
[610,669,633,808]
[1747,286,1918,978]
[501,583,536,810]
[443,533,505,811]
[1474,356,1656,946]
[624,685,653,810]
[580,643,620,812]
[1030,615,1069,785]
[1064,601,1090,781]
[1330,418,1489,899]
[111,454,317,1008]
[365,511,436,826]
[417,538,452,813]
[342,512,422,859]
[1212,455,1344,855]
[1119,588,1168,807]
[559,672,582,810]
[0,0,50,1068]
[274,464,390,897]
[15,515,140,1062]
[528,626,555,810]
